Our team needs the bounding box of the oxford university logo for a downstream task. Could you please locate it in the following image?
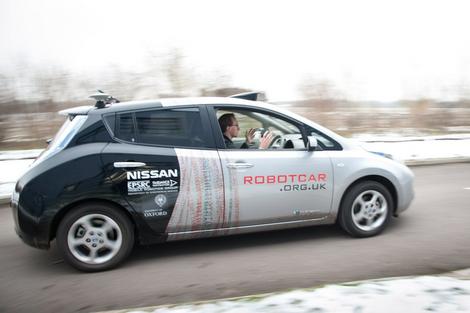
[154,194,167,208]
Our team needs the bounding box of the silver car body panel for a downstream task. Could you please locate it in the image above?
[156,97,414,239]
[218,149,334,226]
[166,217,329,241]
[327,148,415,222]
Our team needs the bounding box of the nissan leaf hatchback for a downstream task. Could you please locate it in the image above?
[11,92,414,272]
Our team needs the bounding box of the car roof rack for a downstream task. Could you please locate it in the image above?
[89,90,120,108]
[228,91,267,102]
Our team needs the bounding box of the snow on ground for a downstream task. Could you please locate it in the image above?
[0,149,43,161]
[122,276,470,313]
[360,139,470,163]
[356,134,470,163]
[0,159,34,197]
[352,133,470,142]
[1,134,470,198]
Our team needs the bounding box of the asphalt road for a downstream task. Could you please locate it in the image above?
[1,163,470,313]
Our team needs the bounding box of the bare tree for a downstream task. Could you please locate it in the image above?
[298,76,341,110]
[410,98,433,129]
[200,87,250,97]
[297,76,342,131]
[0,73,16,106]
[164,48,196,96]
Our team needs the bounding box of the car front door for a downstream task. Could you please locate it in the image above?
[210,106,334,228]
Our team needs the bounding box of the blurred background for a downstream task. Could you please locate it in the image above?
[1,0,470,150]
[2,3,470,313]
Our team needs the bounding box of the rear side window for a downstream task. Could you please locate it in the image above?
[114,108,210,148]
[117,113,135,142]
[34,115,87,165]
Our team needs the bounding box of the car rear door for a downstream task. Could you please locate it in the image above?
[101,106,225,239]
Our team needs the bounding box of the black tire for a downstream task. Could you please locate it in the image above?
[56,202,134,272]
[338,181,393,238]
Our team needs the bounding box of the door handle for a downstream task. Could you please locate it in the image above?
[226,162,254,169]
[113,162,146,168]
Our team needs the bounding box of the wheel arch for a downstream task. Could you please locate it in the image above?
[338,175,398,220]
[49,198,137,242]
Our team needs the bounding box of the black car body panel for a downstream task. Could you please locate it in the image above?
[12,102,206,249]
[101,143,182,243]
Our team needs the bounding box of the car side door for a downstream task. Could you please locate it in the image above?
[209,105,335,228]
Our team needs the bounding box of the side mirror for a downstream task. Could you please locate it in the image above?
[307,136,318,151]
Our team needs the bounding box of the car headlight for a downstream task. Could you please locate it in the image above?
[370,151,393,159]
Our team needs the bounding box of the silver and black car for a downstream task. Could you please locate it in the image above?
[11,92,414,272]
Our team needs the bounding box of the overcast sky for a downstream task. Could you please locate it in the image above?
[1,0,470,101]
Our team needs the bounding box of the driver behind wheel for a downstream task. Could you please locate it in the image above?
[218,113,274,149]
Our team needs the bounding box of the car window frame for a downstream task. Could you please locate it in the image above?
[207,104,313,151]
[304,126,343,151]
[102,105,218,150]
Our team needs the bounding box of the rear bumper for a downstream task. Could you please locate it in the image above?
[11,191,50,250]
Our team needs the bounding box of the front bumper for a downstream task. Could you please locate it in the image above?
[395,170,415,215]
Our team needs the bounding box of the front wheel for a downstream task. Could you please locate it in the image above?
[338,181,393,237]
[56,202,134,272]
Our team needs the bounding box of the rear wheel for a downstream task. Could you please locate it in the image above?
[338,181,393,237]
[56,202,134,272]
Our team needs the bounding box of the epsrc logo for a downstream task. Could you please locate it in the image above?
[128,180,151,192]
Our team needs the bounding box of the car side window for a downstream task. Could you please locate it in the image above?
[114,108,211,148]
[216,108,306,150]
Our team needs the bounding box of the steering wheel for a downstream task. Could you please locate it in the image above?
[268,135,282,149]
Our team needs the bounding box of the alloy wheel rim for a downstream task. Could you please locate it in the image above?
[67,214,123,265]
[351,190,388,232]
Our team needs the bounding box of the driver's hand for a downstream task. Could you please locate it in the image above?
[245,128,256,145]
[259,131,274,149]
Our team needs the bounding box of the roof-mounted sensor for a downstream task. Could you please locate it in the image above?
[89,90,120,108]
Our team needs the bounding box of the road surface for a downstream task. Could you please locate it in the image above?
[0,163,469,313]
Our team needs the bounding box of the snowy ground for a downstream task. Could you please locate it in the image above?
[354,133,470,164]
[0,159,34,198]
[1,134,470,199]
[107,275,470,313]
